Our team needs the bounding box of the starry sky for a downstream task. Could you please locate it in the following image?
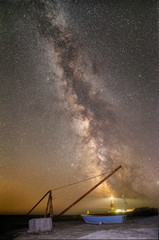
[0,0,159,215]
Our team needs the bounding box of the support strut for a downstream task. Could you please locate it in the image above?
[27,190,53,217]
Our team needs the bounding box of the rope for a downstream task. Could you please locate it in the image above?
[52,171,109,191]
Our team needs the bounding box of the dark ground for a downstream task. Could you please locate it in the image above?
[0,208,158,240]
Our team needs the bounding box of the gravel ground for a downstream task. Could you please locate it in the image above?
[2,215,158,239]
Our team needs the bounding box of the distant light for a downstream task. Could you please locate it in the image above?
[115,208,134,213]
[115,209,125,213]
[157,182,159,184]
[110,196,114,200]
[126,208,134,212]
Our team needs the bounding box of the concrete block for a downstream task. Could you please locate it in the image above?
[28,217,52,233]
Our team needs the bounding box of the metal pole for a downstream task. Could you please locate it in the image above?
[57,165,122,217]
[27,190,51,215]
[45,193,50,217]
[49,190,53,217]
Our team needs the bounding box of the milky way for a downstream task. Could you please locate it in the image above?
[0,0,158,214]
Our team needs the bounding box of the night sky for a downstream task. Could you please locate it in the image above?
[0,0,158,215]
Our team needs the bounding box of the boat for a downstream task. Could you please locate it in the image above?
[81,214,126,224]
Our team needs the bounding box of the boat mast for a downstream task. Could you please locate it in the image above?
[57,165,122,217]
